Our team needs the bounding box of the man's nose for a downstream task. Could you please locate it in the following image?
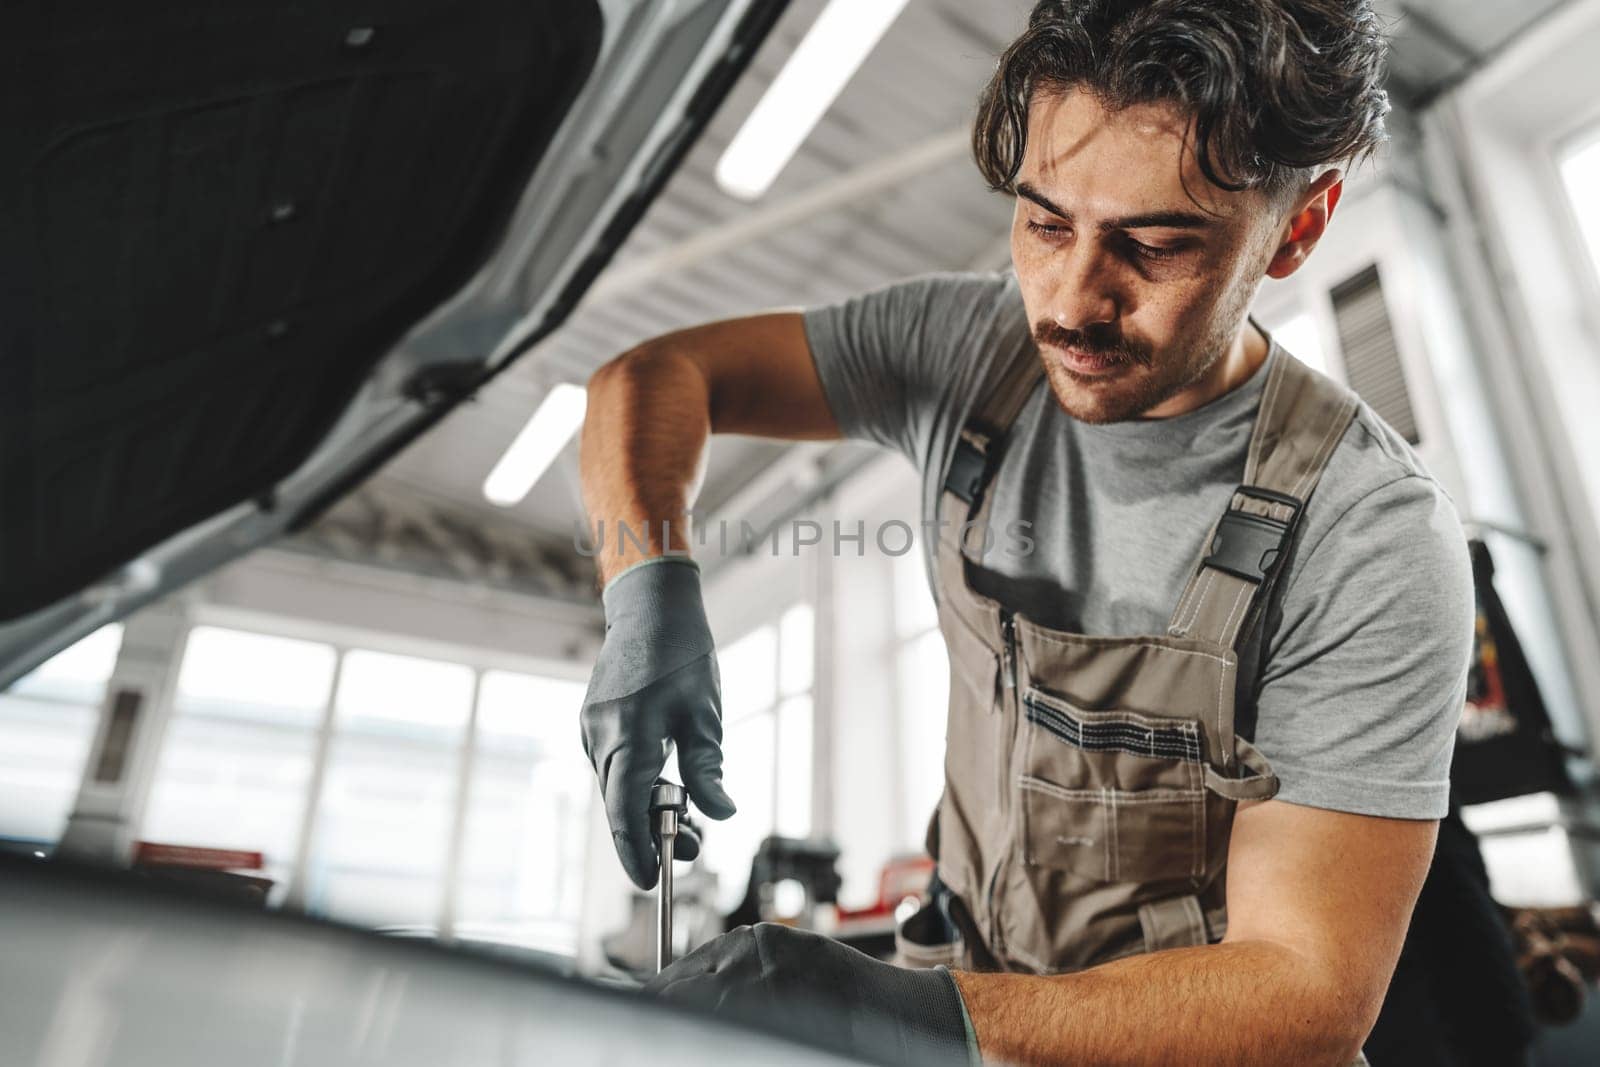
[1045,241,1118,330]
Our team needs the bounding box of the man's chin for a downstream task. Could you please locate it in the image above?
[1043,364,1156,424]
[1054,396,1133,425]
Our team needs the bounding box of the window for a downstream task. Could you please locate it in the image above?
[142,627,336,899]
[700,604,815,911]
[126,619,623,952]
[891,547,948,848]
[141,625,599,951]
[1264,310,1330,377]
[0,625,124,844]
[304,650,475,928]
[454,670,592,954]
[1560,130,1600,287]
[776,603,814,839]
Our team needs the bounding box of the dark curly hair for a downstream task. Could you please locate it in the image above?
[974,0,1391,203]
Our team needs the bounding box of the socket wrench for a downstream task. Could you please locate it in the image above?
[649,780,689,973]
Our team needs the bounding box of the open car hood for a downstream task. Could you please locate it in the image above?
[0,0,790,687]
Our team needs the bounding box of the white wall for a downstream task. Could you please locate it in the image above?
[192,549,602,677]
[1247,106,1598,753]
[1414,0,1600,750]
[820,456,927,907]
[701,451,932,908]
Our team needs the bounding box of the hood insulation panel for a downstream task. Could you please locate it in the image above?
[0,0,604,619]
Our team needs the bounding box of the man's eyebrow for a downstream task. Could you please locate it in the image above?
[1016,182,1215,231]
[1016,182,1072,221]
[1102,209,1214,231]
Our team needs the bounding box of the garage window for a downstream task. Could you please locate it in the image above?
[701,603,815,912]
[0,625,124,845]
[454,669,592,955]
[303,650,475,928]
[139,625,596,953]
[892,546,947,849]
[1263,309,1331,377]
[1560,129,1600,288]
[141,626,336,902]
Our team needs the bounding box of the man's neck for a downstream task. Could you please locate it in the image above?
[1142,320,1270,420]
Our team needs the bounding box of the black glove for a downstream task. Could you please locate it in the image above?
[581,558,735,889]
[645,923,976,1066]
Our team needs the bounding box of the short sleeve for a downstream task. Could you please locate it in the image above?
[801,270,1017,463]
[1253,474,1475,820]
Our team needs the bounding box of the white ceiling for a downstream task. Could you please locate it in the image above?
[1380,0,1575,103]
[368,0,1025,547]
[330,0,1575,580]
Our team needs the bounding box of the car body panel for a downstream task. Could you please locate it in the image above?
[0,856,865,1067]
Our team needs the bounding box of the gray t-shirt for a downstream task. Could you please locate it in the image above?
[802,269,1474,820]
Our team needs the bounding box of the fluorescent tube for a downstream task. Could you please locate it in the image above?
[715,0,912,201]
[483,383,588,507]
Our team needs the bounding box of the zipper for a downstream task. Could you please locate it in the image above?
[988,609,1019,956]
[1000,610,1017,690]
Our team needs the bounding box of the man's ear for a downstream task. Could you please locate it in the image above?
[1266,169,1343,279]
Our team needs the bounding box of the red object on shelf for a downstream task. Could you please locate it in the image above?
[133,842,264,871]
[834,853,935,931]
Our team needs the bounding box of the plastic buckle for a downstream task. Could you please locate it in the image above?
[943,430,991,505]
[1202,487,1303,584]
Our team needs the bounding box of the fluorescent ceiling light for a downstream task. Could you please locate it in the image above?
[715,0,911,201]
[483,383,588,507]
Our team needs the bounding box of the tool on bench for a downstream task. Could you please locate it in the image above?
[649,779,689,973]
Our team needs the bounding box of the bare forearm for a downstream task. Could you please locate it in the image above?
[954,940,1368,1067]
[580,344,711,584]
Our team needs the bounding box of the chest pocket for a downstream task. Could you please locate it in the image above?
[1018,686,1207,887]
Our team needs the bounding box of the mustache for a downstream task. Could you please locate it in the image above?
[1034,321,1153,366]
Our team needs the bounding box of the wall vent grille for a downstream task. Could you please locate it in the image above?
[1330,264,1420,444]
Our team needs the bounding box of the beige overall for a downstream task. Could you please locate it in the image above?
[898,343,1371,1062]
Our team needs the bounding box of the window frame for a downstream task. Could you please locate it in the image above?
[696,598,818,910]
[1547,120,1600,319]
[886,543,947,850]
[0,623,126,845]
[139,609,594,950]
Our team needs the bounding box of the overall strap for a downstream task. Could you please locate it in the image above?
[937,339,1045,554]
[1167,352,1360,649]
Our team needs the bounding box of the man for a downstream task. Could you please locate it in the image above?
[577,1,1473,1064]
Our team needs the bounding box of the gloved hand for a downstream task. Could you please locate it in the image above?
[581,557,735,889]
[645,923,976,1066]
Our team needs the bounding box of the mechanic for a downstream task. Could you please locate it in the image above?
[577,2,1474,1065]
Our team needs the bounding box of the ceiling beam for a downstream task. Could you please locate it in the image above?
[1397,2,1483,63]
[577,126,971,306]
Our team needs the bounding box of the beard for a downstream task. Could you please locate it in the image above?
[1033,280,1255,425]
